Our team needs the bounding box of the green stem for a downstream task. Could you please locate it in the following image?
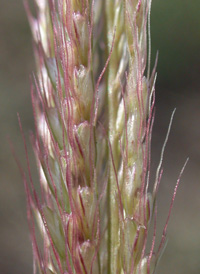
[105,0,122,272]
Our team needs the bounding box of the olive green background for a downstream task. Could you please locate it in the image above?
[0,0,199,273]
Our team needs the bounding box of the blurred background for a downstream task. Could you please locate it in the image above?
[0,0,199,273]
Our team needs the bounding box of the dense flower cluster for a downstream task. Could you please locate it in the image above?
[22,0,172,273]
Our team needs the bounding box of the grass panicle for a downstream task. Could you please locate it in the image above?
[18,0,186,273]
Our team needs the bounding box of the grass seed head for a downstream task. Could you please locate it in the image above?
[22,0,179,273]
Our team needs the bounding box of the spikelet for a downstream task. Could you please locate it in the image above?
[23,0,167,273]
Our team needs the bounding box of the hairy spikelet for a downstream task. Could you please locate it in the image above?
[22,0,178,273]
